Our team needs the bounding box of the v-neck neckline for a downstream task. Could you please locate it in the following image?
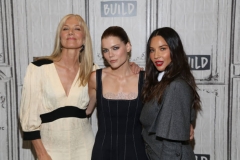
[53,63,80,97]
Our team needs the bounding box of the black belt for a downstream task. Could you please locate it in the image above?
[40,106,87,123]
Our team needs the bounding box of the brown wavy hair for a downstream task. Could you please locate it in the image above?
[141,27,201,111]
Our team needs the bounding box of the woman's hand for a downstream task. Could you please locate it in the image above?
[86,107,92,117]
[129,62,144,74]
[38,154,52,160]
[32,139,52,160]
[190,124,194,140]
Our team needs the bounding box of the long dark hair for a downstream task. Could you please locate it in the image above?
[142,27,201,111]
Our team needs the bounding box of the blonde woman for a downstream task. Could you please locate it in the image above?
[20,14,97,160]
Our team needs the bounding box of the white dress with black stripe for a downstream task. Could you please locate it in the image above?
[20,59,97,160]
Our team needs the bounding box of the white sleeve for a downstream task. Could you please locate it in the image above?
[20,63,42,140]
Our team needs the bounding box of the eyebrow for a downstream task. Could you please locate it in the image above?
[159,44,168,47]
[150,44,168,48]
[111,43,121,46]
[102,44,121,50]
[62,24,81,27]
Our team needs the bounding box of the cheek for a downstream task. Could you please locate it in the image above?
[102,53,109,60]
[103,54,108,59]
[165,56,172,67]
[167,55,172,64]
[60,34,66,42]
[117,49,127,58]
[60,32,66,38]
[60,36,64,44]
[149,53,155,62]
[77,33,84,40]
[59,35,63,41]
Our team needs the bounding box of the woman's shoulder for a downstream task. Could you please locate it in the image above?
[169,77,190,90]
[101,67,111,77]
[31,59,53,67]
[25,59,53,72]
[93,63,100,71]
[90,70,97,78]
[90,68,103,82]
[167,77,191,92]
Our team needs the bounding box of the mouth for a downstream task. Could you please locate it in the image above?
[155,61,163,66]
[110,60,117,63]
[67,38,76,40]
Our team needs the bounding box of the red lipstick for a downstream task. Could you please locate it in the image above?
[155,61,163,66]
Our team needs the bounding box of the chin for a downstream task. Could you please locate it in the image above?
[109,64,121,70]
[155,66,165,72]
[110,65,120,69]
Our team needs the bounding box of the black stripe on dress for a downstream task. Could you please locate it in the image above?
[23,130,41,140]
[32,59,53,66]
[40,106,87,123]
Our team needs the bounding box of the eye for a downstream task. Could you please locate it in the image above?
[102,49,108,54]
[62,27,69,31]
[149,48,154,53]
[75,27,81,31]
[113,46,119,50]
[160,47,166,51]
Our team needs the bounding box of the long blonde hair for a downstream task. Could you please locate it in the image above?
[45,14,93,86]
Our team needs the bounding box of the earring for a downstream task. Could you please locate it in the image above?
[80,45,85,53]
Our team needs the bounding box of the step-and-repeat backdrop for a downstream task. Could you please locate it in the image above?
[0,0,239,159]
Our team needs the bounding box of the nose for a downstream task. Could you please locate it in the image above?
[68,29,73,35]
[154,50,160,59]
[109,49,114,57]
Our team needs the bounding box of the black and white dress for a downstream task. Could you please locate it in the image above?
[20,59,97,160]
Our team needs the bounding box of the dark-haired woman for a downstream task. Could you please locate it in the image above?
[87,26,148,160]
[140,27,201,160]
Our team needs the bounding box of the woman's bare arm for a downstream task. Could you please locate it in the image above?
[32,139,52,160]
[86,71,97,116]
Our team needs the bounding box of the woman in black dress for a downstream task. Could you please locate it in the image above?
[87,26,148,160]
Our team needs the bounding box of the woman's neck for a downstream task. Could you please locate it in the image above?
[55,50,80,70]
[110,61,132,78]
